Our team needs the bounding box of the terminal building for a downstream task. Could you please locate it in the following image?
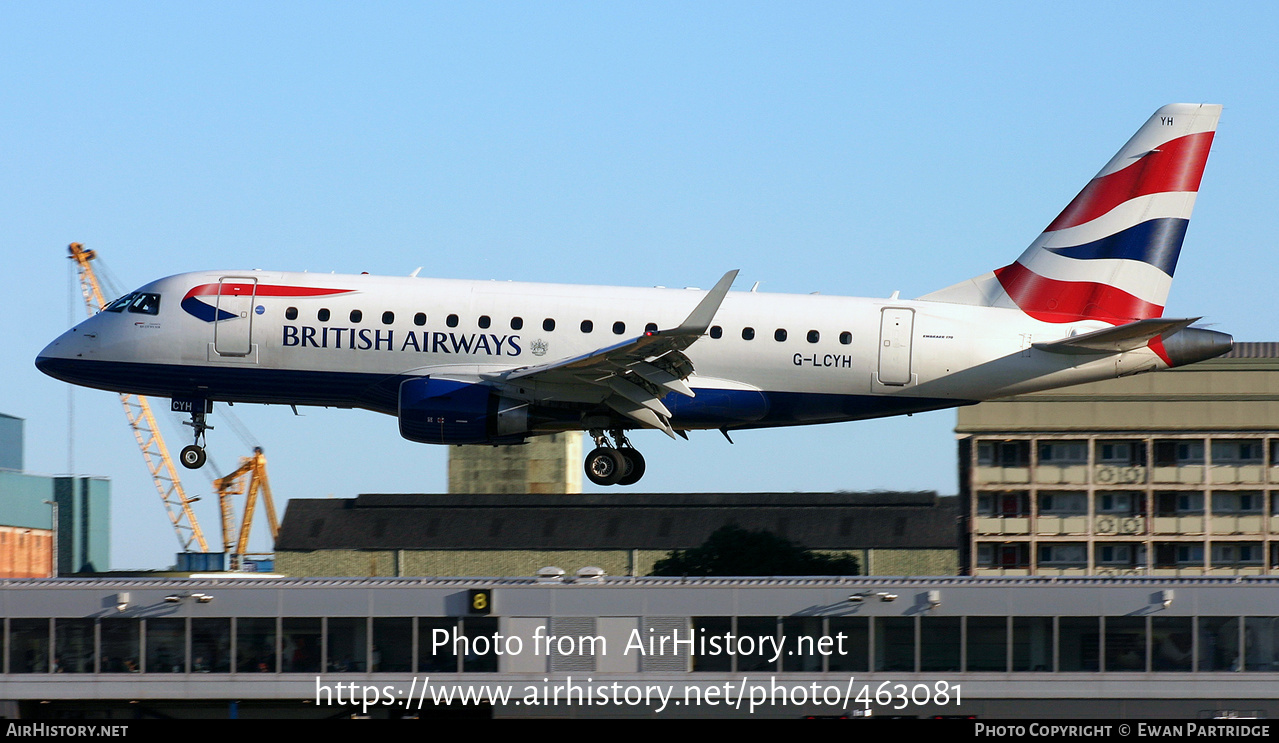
[0,575,1274,719]
[958,342,1279,577]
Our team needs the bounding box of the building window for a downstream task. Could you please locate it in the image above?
[1212,440,1264,464]
[1038,543,1087,566]
[281,618,322,673]
[1058,617,1100,671]
[873,617,915,672]
[1039,441,1087,464]
[1105,616,1147,671]
[1155,440,1204,466]
[1214,492,1263,514]
[965,617,1007,672]
[1155,491,1204,516]
[1097,544,1133,565]
[1212,542,1263,565]
[692,617,733,672]
[1039,492,1086,515]
[146,618,186,673]
[1096,440,1144,466]
[1098,491,1137,514]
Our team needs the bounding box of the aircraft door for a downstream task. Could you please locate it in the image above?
[213,277,258,357]
[877,307,914,385]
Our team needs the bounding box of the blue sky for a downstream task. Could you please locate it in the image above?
[3,3,1274,568]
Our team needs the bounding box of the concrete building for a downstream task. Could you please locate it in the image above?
[0,575,1275,719]
[275,491,958,578]
[447,432,583,494]
[0,414,110,577]
[958,342,1279,577]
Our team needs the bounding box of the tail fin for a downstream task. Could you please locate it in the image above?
[921,103,1221,324]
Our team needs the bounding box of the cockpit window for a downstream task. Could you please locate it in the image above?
[103,293,135,313]
[128,293,161,315]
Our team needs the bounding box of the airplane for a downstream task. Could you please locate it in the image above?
[36,103,1233,487]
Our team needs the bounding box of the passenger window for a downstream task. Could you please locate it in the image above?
[580,320,593,333]
[318,308,330,322]
[710,326,722,339]
[128,294,161,315]
[775,329,787,342]
[807,330,819,343]
[478,315,491,329]
[511,317,523,330]
[645,323,658,334]
[839,331,852,345]
[543,318,555,332]
[285,307,298,321]
[382,311,394,325]
[612,321,625,335]
[350,310,362,323]
[742,327,755,341]
[413,313,427,326]
[447,314,459,328]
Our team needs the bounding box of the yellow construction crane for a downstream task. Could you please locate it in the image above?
[212,447,279,570]
[68,243,210,553]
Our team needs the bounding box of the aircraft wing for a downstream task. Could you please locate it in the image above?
[482,270,738,437]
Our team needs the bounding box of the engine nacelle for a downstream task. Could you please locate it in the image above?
[398,378,530,445]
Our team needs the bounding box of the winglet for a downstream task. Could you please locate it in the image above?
[670,269,738,335]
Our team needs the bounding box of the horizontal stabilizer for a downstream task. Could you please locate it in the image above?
[1033,318,1199,355]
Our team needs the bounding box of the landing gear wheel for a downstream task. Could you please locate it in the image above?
[616,448,646,486]
[180,445,207,470]
[584,447,627,486]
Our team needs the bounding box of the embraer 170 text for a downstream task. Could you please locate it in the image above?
[37,104,1232,486]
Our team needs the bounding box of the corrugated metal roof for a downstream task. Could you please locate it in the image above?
[1224,341,1279,359]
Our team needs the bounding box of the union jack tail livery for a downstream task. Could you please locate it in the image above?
[923,103,1221,324]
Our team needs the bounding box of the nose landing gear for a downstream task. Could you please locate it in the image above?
[584,429,647,487]
[179,406,213,470]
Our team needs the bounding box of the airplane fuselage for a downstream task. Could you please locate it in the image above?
[38,268,1174,432]
[35,106,1235,485]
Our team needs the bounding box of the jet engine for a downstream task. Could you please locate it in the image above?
[398,378,531,445]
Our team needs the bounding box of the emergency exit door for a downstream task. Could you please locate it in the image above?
[877,307,914,385]
[213,277,257,357]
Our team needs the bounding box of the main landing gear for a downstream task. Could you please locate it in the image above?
[584,429,646,487]
[179,406,213,470]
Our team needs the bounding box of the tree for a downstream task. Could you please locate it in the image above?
[649,525,859,577]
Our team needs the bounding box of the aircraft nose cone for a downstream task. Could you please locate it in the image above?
[35,329,87,383]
